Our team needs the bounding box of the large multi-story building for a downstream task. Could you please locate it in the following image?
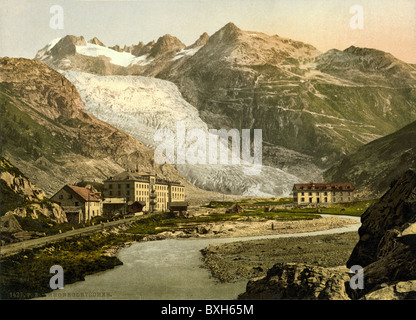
[293,182,355,206]
[102,170,186,214]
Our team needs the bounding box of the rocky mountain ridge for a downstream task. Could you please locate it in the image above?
[35,22,416,179]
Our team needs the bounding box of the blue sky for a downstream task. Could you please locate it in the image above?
[1,0,415,63]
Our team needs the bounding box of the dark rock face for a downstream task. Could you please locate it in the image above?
[149,34,185,58]
[50,35,86,60]
[131,41,155,57]
[88,37,105,47]
[347,169,416,268]
[238,263,351,300]
[346,169,416,298]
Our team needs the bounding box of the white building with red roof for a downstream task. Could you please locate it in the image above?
[51,185,102,223]
[293,182,355,206]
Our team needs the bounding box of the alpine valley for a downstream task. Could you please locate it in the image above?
[3,22,416,197]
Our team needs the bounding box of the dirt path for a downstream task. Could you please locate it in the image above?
[155,215,359,240]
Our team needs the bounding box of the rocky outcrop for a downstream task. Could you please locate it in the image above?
[1,157,68,224]
[149,34,185,58]
[50,35,87,60]
[88,37,105,47]
[131,41,155,57]
[238,263,351,300]
[346,169,416,298]
[7,203,67,224]
[1,170,46,202]
[188,32,210,49]
[362,281,416,300]
[0,213,23,233]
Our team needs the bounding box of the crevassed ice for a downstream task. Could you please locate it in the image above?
[61,70,301,196]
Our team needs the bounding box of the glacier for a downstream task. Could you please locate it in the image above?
[61,70,301,196]
[75,43,154,67]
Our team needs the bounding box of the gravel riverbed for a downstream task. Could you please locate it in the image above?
[201,231,359,282]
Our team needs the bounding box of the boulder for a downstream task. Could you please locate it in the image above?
[0,212,23,233]
[238,263,351,300]
[362,281,416,300]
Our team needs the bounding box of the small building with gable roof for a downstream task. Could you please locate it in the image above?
[51,185,102,223]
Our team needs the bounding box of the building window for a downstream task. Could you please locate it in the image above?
[309,192,312,196]
[109,191,112,196]
[75,202,79,206]
[324,197,328,202]
[309,198,312,203]
[109,184,113,189]
[118,184,121,189]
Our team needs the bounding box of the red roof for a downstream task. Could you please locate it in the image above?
[66,185,101,202]
[293,183,354,191]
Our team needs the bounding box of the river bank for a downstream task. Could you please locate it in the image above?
[132,214,358,241]
[201,231,359,283]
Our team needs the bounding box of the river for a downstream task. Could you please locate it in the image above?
[38,215,360,300]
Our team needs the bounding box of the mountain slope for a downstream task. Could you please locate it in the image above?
[35,33,199,77]
[323,120,416,198]
[160,23,416,165]
[0,57,203,198]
